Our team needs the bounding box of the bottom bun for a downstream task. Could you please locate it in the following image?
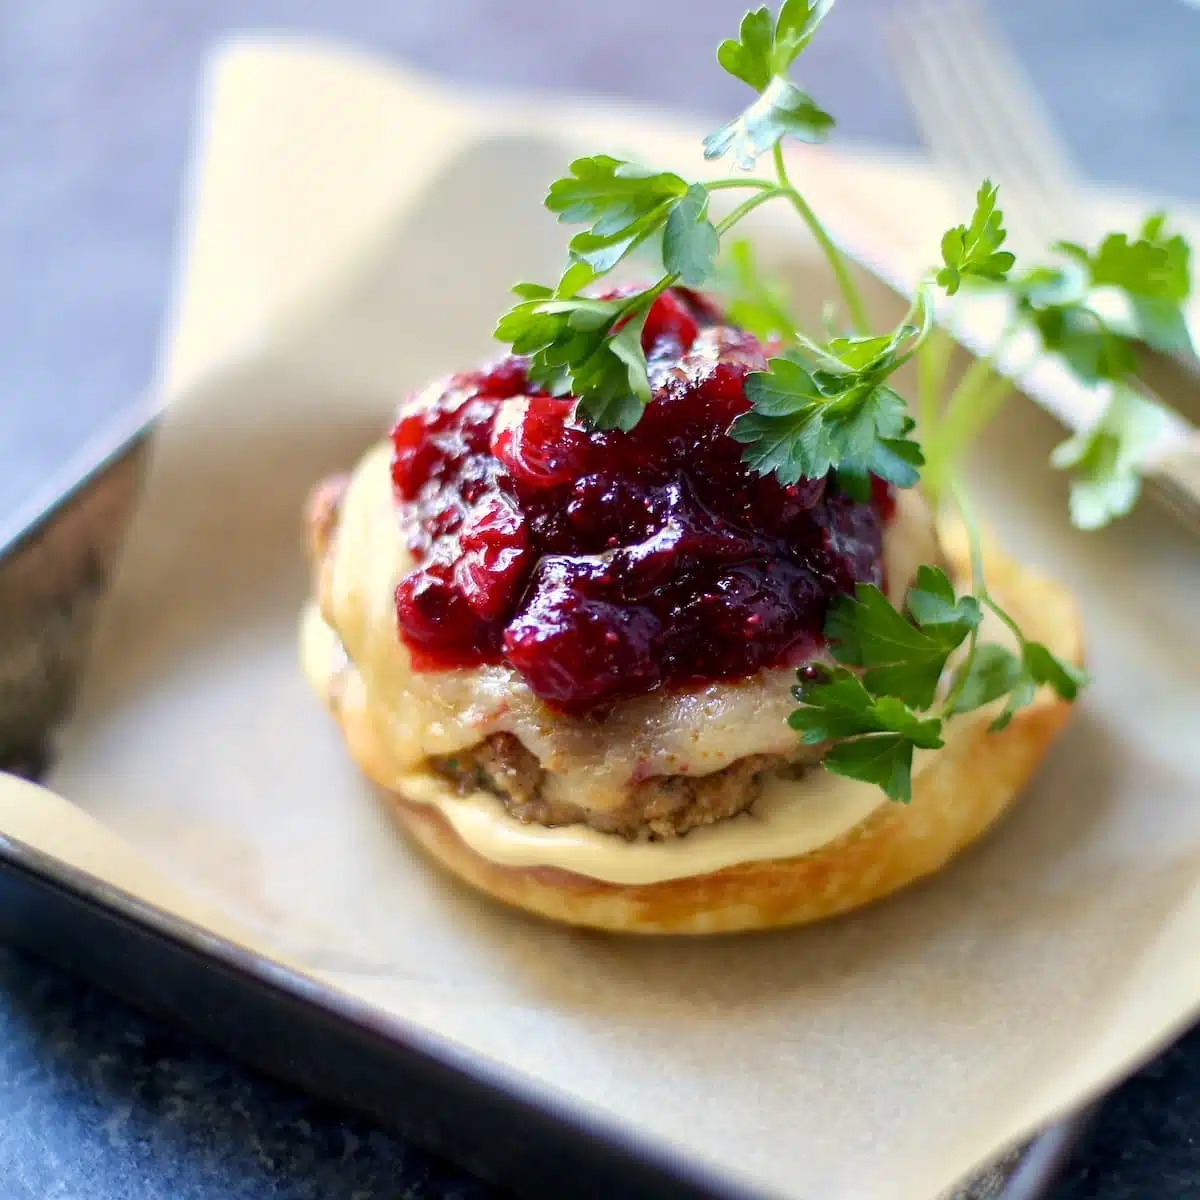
[325,526,1083,934]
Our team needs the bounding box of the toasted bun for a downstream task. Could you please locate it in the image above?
[310,509,1083,935]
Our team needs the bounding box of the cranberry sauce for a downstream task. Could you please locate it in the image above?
[390,288,891,715]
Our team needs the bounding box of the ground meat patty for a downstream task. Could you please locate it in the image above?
[304,472,820,842]
[432,733,816,841]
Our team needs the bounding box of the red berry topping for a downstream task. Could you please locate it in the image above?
[387,290,892,714]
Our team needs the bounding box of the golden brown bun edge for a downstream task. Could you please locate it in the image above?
[314,511,1083,935]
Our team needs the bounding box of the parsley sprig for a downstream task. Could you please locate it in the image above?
[494,0,874,429]
[794,552,1085,802]
[918,210,1193,526]
[486,0,1188,803]
[729,323,927,489]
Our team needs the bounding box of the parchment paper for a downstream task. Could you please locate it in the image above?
[4,40,1200,1200]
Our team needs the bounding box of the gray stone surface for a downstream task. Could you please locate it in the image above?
[0,947,502,1200]
[1,1,1199,1197]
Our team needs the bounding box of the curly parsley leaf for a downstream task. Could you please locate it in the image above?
[546,156,689,273]
[1050,384,1171,529]
[730,330,924,486]
[824,566,982,709]
[936,179,1016,295]
[788,667,943,804]
[661,184,719,286]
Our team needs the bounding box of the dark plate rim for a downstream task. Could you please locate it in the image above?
[0,826,775,1200]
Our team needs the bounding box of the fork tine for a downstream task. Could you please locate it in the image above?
[935,0,1085,236]
[885,0,1200,538]
[886,0,1086,252]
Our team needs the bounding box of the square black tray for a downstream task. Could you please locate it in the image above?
[0,410,1094,1200]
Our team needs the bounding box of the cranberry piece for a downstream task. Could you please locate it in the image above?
[454,495,530,620]
[504,562,662,712]
[665,562,825,679]
[477,356,533,397]
[490,397,593,490]
[870,475,897,521]
[640,289,699,357]
[673,287,725,327]
[395,563,496,669]
[752,473,827,537]
[811,492,885,592]
[386,287,892,714]
[391,411,443,501]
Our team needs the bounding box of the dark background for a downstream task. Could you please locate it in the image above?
[2,1,1199,1197]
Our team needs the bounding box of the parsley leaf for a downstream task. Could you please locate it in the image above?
[946,643,1026,717]
[773,0,838,66]
[788,666,943,804]
[1023,640,1088,700]
[715,1,833,90]
[705,2,836,168]
[494,293,652,430]
[947,615,1087,732]
[661,183,719,286]
[824,566,982,709]
[822,736,923,804]
[986,639,1088,732]
[730,330,924,486]
[1057,214,1193,355]
[1025,298,1137,383]
[546,156,689,273]
[936,179,1016,295]
[704,77,834,169]
[1050,384,1170,529]
[572,308,654,429]
[1004,214,1193,397]
[715,6,776,91]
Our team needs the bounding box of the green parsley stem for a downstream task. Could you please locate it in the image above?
[790,329,858,372]
[938,320,1020,433]
[982,594,1026,646]
[772,143,870,336]
[704,177,778,192]
[891,286,937,370]
[916,326,954,438]
[949,479,988,597]
[617,272,677,318]
[923,322,1020,498]
[938,478,989,717]
[714,187,782,236]
[941,625,980,719]
[939,369,1012,457]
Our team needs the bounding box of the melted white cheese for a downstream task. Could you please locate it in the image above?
[301,604,1012,884]
[321,442,941,813]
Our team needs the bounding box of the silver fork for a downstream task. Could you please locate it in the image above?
[884,0,1200,534]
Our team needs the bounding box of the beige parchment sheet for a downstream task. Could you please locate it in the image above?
[1,40,1198,1200]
